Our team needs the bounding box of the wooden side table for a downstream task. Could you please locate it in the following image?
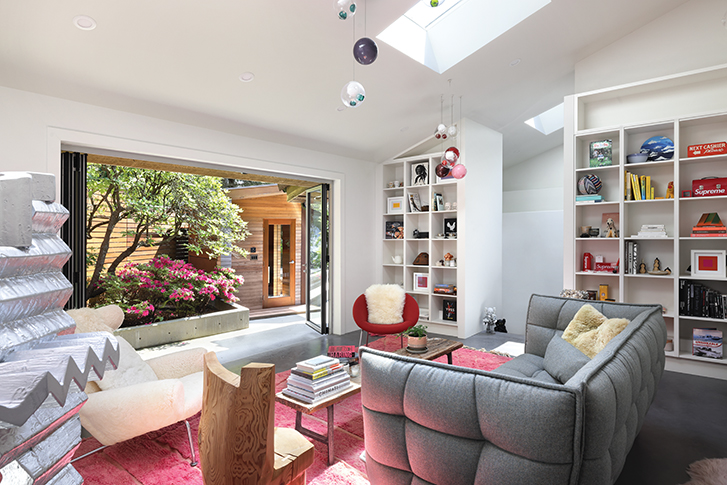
[392,337,463,364]
[275,378,361,466]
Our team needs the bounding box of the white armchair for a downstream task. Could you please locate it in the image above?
[68,305,206,465]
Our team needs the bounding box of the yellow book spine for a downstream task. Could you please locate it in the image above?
[632,173,641,200]
[651,187,655,199]
[646,176,651,200]
[640,175,646,200]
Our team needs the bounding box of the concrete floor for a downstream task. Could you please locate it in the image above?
[138,316,727,485]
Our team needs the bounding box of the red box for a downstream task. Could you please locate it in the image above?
[692,177,727,197]
[688,142,727,158]
[594,262,618,273]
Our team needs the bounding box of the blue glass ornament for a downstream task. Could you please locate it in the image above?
[341,81,365,108]
[335,0,356,20]
[353,37,378,65]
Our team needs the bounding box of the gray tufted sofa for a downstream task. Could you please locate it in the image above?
[359,294,667,485]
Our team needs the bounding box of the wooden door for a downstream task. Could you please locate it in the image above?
[263,219,296,308]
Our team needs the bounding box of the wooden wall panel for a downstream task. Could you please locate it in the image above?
[230,194,303,311]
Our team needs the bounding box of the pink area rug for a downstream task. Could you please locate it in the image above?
[73,336,510,484]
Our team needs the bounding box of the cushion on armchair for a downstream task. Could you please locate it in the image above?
[96,337,158,391]
[543,336,590,384]
[365,284,405,324]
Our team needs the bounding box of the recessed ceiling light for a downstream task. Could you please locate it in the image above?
[239,72,255,82]
[510,58,521,67]
[73,15,97,31]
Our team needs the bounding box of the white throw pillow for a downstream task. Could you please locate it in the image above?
[365,284,406,324]
[96,337,159,391]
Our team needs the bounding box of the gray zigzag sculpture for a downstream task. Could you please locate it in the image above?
[0,172,120,485]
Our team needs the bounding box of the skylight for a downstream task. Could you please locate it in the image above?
[525,102,564,135]
[377,0,551,74]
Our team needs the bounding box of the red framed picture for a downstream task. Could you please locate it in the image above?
[691,250,726,279]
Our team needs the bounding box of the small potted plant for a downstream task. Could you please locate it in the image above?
[402,324,428,351]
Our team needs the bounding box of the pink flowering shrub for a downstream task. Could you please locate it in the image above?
[94,256,244,326]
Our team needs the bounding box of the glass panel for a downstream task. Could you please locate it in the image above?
[307,191,323,327]
[267,223,292,299]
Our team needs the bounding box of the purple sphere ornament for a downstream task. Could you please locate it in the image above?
[341,81,365,108]
[435,163,450,178]
[452,164,467,179]
[335,0,356,20]
[353,37,378,65]
[443,146,460,164]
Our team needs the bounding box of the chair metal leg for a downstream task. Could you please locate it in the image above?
[71,444,108,463]
[359,330,363,348]
[184,419,198,467]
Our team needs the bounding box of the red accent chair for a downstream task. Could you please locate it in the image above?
[353,293,420,348]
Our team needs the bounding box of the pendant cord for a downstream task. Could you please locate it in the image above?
[352,19,355,81]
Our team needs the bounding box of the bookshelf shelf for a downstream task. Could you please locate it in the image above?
[566,76,727,374]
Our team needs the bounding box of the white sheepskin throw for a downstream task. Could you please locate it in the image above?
[562,304,629,359]
[365,284,406,324]
[680,458,727,485]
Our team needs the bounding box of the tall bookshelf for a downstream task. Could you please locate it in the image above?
[381,153,462,335]
[564,64,727,379]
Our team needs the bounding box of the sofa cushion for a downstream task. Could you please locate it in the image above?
[97,337,159,391]
[491,354,559,385]
[365,284,405,324]
[543,335,590,384]
[562,304,630,359]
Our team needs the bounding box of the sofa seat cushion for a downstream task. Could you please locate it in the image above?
[490,354,559,385]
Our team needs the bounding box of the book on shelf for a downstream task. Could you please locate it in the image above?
[626,242,639,274]
[327,345,357,359]
[691,212,726,236]
[433,283,456,294]
[576,194,604,201]
[589,139,612,167]
[679,280,727,320]
[692,328,723,359]
[295,355,339,373]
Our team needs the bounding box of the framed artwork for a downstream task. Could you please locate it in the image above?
[408,192,422,212]
[444,218,457,236]
[600,212,619,238]
[413,272,429,292]
[443,299,457,321]
[385,221,404,239]
[691,249,726,279]
[387,196,404,214]
[411,162,428,186]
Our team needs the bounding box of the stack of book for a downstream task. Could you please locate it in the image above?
[691,212,727,237]
[282,355,351,404]
[626,241,639,274]
[679,280,727,320]
[625,172,659,200]
[632,224,667,238]
[576,194,604,203]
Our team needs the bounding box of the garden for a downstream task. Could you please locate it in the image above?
[85,164,251,327]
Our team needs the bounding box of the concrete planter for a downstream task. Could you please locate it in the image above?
[115,300,249,350]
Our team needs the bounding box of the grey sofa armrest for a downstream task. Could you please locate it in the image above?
[360,348,584,485]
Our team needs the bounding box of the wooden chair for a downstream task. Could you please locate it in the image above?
[199,352,314,485]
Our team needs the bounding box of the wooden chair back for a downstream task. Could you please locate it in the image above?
[199,352,276,484]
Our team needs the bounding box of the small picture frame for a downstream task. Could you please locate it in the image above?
[691,250,726,279]
[443,299,457,321]
[413,272,429,292]
[387,196,404,214]
[411,162,429,186]
[444,218,457,236]
[681,190,692,198]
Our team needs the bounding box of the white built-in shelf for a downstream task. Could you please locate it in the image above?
[625,237,674,241]
[679,274,727,282]
[431,294,457,298]
[624,274,675,279]
[575,271,618,277]
[680,153,727,164]
[679,195,727,202]
[679,315,727,323]
[624,199,674,205]
[678,352,727,365]
[575,201,619,207]
[679,236,727,240]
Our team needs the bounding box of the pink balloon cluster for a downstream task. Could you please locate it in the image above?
[435,146,467,179]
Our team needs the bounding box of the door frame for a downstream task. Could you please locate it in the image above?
[305,185,329,334]
[262,218,296,308]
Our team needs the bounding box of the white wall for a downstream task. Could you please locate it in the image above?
[575,0,727,93]
[0,85,376,336]
[501,145,564,335]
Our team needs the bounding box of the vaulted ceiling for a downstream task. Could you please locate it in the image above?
[0,0,690,166]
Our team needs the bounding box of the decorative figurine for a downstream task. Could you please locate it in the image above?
[482,307,496,334]
[639,260,647,274]
[666,181,674,199]
[648,257,670,275]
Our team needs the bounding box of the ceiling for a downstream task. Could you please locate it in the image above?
[0,0,690,168]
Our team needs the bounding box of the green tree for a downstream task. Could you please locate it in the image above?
[86,164,250,299]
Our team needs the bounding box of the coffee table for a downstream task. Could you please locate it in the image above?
[392,337,463,364]
[275,377,361,466]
